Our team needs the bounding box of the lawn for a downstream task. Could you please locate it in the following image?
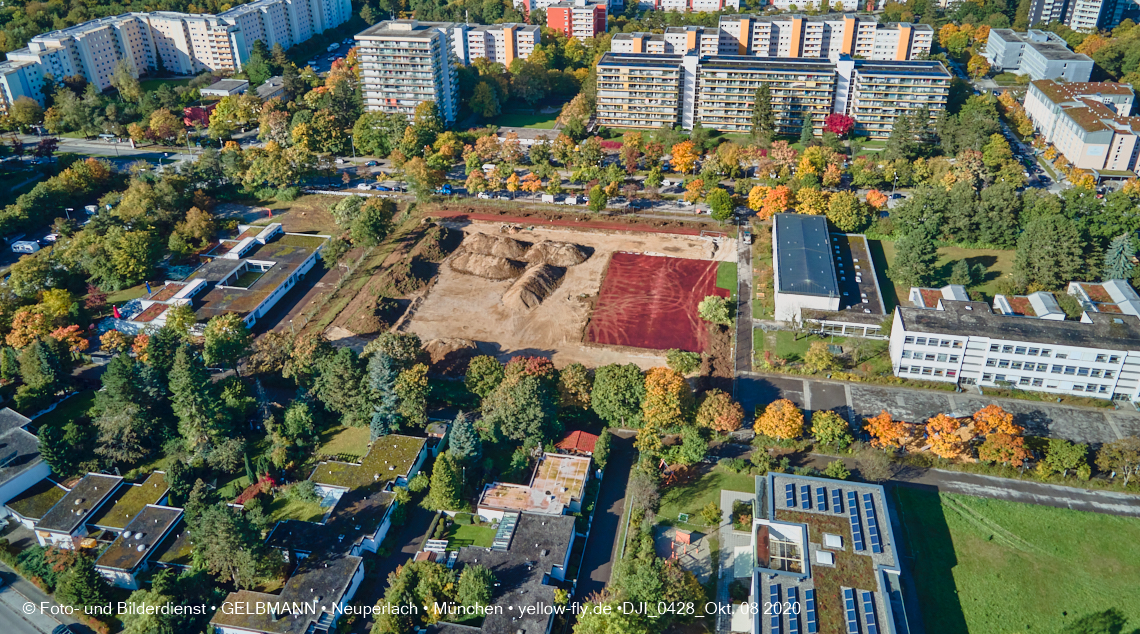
[875,240,1016,307]
[107,284,148,304]
[33,390,95,430]
[139,78,193,92]
[894,488,1140,634]
[316,426,372,462]
[267,495,328,524]
[756,330,848,362]
[657,465,755,529]
[444,521,497,548]
[490,112,559,129]
[717,261,738,300]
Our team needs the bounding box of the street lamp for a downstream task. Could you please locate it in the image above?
[64,208,72,220]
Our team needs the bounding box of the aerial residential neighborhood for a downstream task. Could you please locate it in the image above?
[0,0,1139,632]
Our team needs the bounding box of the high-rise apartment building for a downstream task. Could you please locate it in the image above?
[546,0,608,41]
[984,29,1093,83]
[651,0,740,10]
[355,20,461,124]
[1024,0,1137,33]
[0,0,352,113]
[1024,80,1140,176]
[612,26,721,56]
[594,51,950,139]
[466,23,541,66]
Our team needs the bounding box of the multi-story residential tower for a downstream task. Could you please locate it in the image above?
[546,0,607,41]
[595,53,687,130]
[355,20,461,124]
[696,56,837,134]
[1024,80,1140,177]
[612,27,721,56]
[466,23,540,65]
[717,13,932,61]
[844,59,950,137]
[1025,0,1136,33]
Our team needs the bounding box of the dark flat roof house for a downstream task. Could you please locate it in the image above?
[95,505,182,575]
[35,473,122,537]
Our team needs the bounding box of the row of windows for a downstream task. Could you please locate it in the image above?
[982,373,1109,393]
[901,351,959,363]
[899,366,957,378]
[986,343,1122,363]
[984,359,1118,378]
[903,336,962,348]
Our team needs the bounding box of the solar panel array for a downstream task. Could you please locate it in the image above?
[786,586,801,634]
[862,492,883,554]
[815,486,828,511]
[831,488,844,513]
[847,491,865,552]
[770,584,782,633]
[804,589,818,634]
[800,485,812,510]
[842,588,860,634]
[861,591,880,634]
[786,483,797,508]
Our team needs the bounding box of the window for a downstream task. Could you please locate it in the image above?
[1073,385,1084,392]
[1011,361,1024,370]
[923,353,934,361]
[953,341,963,348]
[1056,353,1068,359]
[1052,365,1063,374]
[1041,349,1052,357]
[899,366,909,373]
[934,369,944,377]
[922,367,933,375]
[998,360,1010,368]
[950,355,959,363]
[1028,348,1040,356]
[1038,363,1049,372]
[1096,354,1107,363]
[986,359,997,367]
[940,340,951,348]
[1020,377,1031,386]
[1032,378,1043,387]
[989,344,999,352]
[1015,346,1026,355]
[947,369,957,378]
[1110,355,1122,363]
[1002,345,1014,353]
[910,367,920,374]
[1105,370,1115,379]
[1100,385,1109,393]
[995,374,1007,382]
[937,354,948,363]
[1078,367,1090,377]
[901,350,911,359]
[1064,366,1077,375]
[915,337,926,345]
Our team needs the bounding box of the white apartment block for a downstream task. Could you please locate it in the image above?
[595,51,949,138]
[890,286,1140,402]
[355,20,461,124]
[612,27,721,56]
[466,24,541,66]
[0,0,352,113]
[717,13,932,61]
[651,0,741,10]
[1024,80,1140,178]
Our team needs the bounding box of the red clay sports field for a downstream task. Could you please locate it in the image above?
[586,252,729,353]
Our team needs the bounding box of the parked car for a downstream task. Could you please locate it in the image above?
[376,185,392,191]
[496,194,511,200]
[436,184,452,195]
[356,183,371,190]
[366,160,379,167]
[44,233,59,242]
[335,158,347,164]
[542,194,557,203]
[327,43,340,52]
[477,192,493,199]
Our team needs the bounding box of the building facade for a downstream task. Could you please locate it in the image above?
[985,29,1093,82]
[0,0,352,113]
[1024,80,1140,176]
[594,51,950,138]
[466,23,540,65]
[546,0,607,41]
[717,13,932,60]
[355,20,462,124]
[1025,0,1137,33]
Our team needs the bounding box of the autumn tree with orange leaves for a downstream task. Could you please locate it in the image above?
[972,404,1021,436]
[638,367,693,454]
[696,389,744,434]
[754,399,804,440]
[925,413,970,459]
[670,141,699,174]
[863,410,912,449]
[978,433,1031,467]
[865,189,888,209]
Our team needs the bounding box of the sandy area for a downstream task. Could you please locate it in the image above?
[404,222,735,369]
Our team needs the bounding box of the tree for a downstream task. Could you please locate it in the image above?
[972,404,1020,436]
[1103,233,1136,280]
[170,346,223,454]
[471,82,501,118]
[191,504,277,589]
[751,84,775,138]
[10,97,44,129]
[695,390,744,434]
[824,113,854,138]
[826,191,870,232]
[456,564,495,608]
[700,501,722,526]
[1039,438,1089,477]
[697,295,731,325]
[866,189,888,209]
[823,459,851,480]
[754,399,804,440]
[863,410,910,449]
[855,443,895,482]
[640,367,692,449]
[804,341,839,373]
[949,260,975,286]
[558,363,592,411]
[395,363,430,427]
[367,352,402,439]
[592,363,645,428]
[666,349,701,375]
[799,117,814,146]
[795,187,829,215]
[314,347,370,427]
[707,187,734,221]
[203,313,252,375]
[466,356,504,400]
[925,414,969,460]
[55,555,109,609]
[889,229,939,287]
[1014,214,1085,290]
[978,433,1031,467]
[404,156,445,202]
[810,410,852,448]
[588,185,608,212]
[425,452,464,510]
[449,412,482,464]
[1096,436,1140,487]
[670,141,698,174]
[967,54,991,79]
[482,373,559,443]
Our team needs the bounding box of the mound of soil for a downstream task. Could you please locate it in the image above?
[523,240,590,267]
[449,250,526,280]
[410,224,462,263]
[423,338,479,376]
[502,264,566,312]
[461,232,531,259]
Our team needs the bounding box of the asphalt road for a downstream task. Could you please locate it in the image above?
[574,432,634,602]
[0,590,51,634]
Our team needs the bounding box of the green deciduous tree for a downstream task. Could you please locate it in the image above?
[395,363,430,427]
[456,564,495,608]
[810,410,853,448]
[203,313,252,376]
[1014,214,1086,290]
[466,355,504,401]
[592,364,645,428]
[707,187,734,221]
[1095,436,1140,487]
[697,295,732,325]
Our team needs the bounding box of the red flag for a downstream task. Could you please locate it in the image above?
[113,305,121,319]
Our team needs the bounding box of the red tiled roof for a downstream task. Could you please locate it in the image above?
[556,430,599,454]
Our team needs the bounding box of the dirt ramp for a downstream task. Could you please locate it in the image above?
[502,264,566,312]
[523,240,590,267]
[461,232,531,259]
[449,250,526,280]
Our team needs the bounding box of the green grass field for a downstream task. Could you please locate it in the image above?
[657,465,754,529]
[107,284,148,304]
[717,261,738,300]
[34,390,95,430]
[139,78,193,92]
[894,488,1140,634]
[875,240,1016,307]
[491,112,559,129]
[444,522,496,548]
[267,495,327,524]
[316,426,371,461]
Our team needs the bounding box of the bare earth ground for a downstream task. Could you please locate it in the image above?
[404,222,735,369]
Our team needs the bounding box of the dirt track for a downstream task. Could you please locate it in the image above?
[404,222,735,369]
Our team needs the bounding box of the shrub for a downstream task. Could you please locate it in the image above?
[285,480,320,504]
[698,295,732,325]
[823,460,851,480]
[666,349,701,375]
[699,501,722,526]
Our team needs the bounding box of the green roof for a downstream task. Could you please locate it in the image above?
[5,478,66,521]
[88,472,169,529]
[152,521,194,567]
[309,434,426,490]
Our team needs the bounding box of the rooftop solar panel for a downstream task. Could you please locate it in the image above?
[787,586,800,634]
[786,483,796,508]
[862,591,879,634]
[800,485,811,510]
[816,487,827,511]
[843,588,859,634]
[805,589,818,634]
[831,488,843,513]
[863,493,883,554]
[847,491,865,552]
[770,584,782,633]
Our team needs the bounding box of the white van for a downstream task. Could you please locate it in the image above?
[542,194,557,203]
[482,163,497,173]
[11,241,40,254]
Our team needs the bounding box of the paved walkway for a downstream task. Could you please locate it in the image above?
[575,432,635,601]
[716,490,754,634]
[733,225,753,399]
